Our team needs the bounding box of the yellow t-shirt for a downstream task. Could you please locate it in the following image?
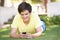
[11,13,42,34]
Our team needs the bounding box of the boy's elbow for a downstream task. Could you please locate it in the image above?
[10,34,13,38]
[10,34,20,38]
[10,33,15,38]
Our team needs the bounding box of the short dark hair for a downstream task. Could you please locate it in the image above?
[18,2,32,14]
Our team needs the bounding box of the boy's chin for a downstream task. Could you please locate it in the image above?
[24,20,28,22]
[23,19,29,21]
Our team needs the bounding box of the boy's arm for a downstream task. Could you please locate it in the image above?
[26,26,43,38]
[32,26,43,37]
[10,28,20,38]
[10,28,23,38]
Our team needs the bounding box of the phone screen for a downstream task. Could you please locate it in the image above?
[22,32,26,34]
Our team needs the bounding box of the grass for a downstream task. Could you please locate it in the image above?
[0,25,60,40]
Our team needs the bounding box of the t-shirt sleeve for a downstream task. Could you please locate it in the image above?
[11,15,19,28]
[35,15,42,28]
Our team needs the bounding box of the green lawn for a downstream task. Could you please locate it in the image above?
[0,25,60,40]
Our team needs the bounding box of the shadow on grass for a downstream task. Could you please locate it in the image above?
[0,25,60,40]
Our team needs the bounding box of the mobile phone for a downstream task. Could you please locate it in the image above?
[22,32,26,34]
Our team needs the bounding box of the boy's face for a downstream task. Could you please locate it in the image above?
[20,10,31,22]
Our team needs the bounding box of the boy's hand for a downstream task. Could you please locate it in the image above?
[25,34,33,38]
[19,34,33,38]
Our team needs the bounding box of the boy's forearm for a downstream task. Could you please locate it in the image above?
[32,32,42,38]
[10,34,20,38]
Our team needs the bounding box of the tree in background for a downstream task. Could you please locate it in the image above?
[43,0,48,13]
[31,0,42,4]
[0,0,4,6]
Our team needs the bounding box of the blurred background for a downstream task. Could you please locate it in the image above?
[0,0,60,28]
[0,0,60,40]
